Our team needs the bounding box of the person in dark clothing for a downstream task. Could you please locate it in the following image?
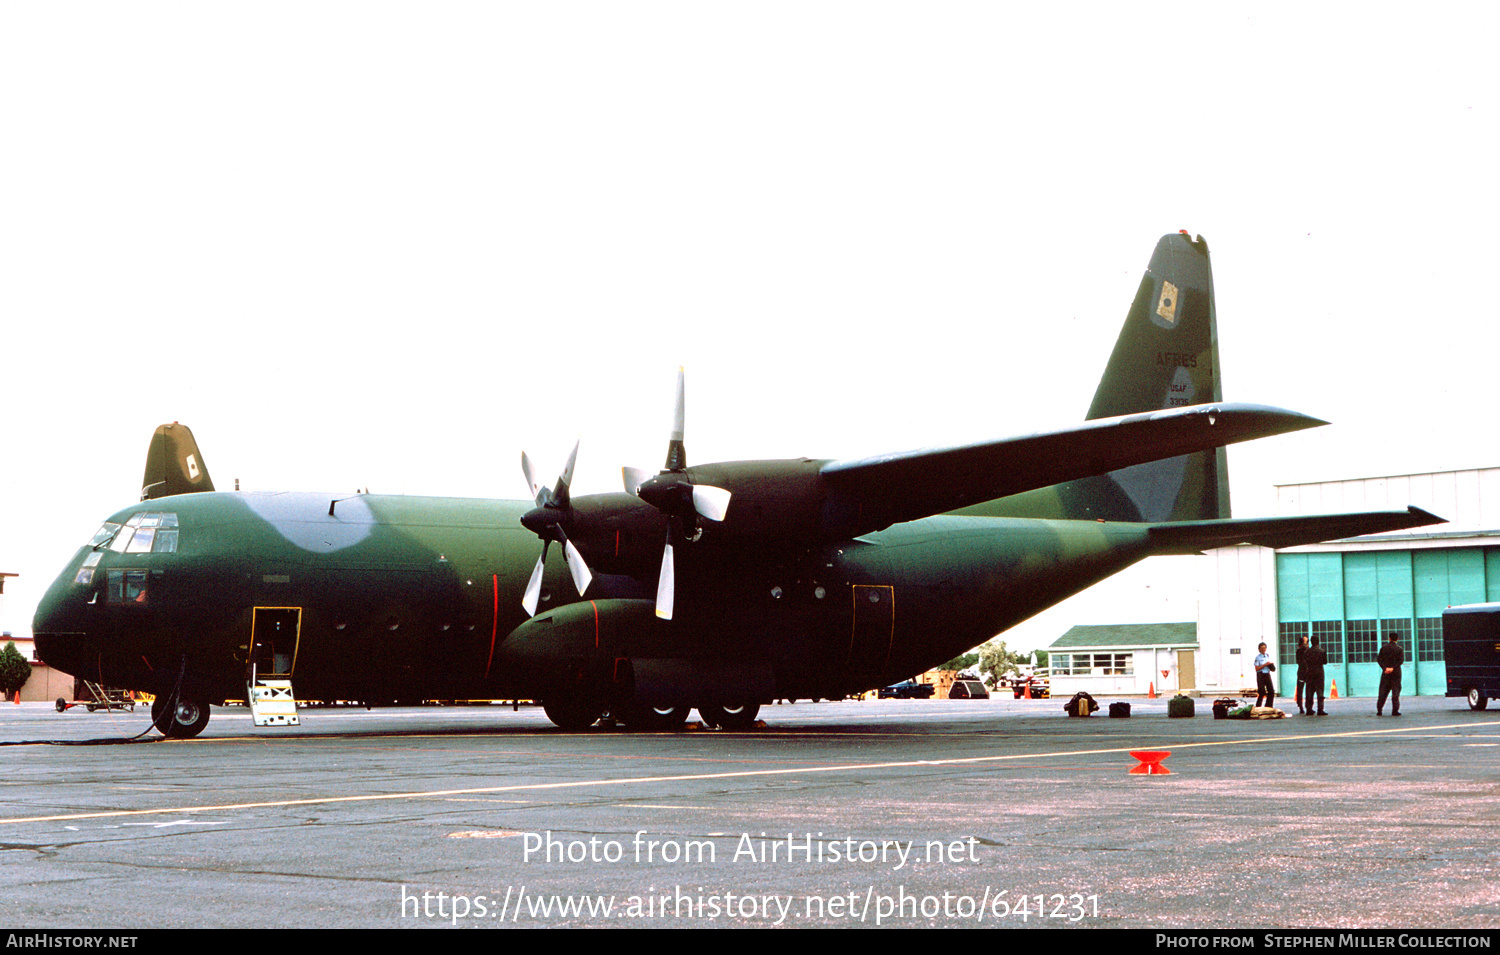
[1295,635,1309,714]
[1302,636,1327,715]
[1376,632,1404,716]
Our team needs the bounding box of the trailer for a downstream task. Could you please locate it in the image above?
[1441,603,1500,710]
[54,681,136,713]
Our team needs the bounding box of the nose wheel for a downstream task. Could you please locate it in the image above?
[152,694,212,738]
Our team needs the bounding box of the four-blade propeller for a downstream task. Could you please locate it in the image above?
[518,439,593,617]
[519,370,729,621]
[622,367,732,620]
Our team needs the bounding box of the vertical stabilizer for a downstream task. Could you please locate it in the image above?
[970,232,1231,522]
[1081,231,1229,521]
[141,422,215,500]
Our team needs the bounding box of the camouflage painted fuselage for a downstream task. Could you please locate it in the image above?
[33,489,1151,707]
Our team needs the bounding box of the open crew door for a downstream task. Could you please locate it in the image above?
[248,607,302,727]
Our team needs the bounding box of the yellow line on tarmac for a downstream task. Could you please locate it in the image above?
[3,720,1492,826]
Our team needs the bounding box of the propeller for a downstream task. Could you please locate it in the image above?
[519,440,593,616]
[622,368,731,620]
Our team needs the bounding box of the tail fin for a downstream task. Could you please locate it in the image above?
[1080,231,1229,521]
[141,422,215,500]
[980,232,1230,522]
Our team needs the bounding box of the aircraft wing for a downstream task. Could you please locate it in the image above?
[819,402,1324,532]
[1146,506,1446,554]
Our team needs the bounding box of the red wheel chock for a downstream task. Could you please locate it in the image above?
[1129,750,1171,775]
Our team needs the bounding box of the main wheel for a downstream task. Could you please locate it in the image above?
[152,695,211,739]
[698,702,761,730]
[1468,687,1490,711]
[543,694,604,731]
[615,702,691,732]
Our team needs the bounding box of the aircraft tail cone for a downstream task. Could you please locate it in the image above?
[1129,750,1171,775]
[1330,680,1338,700]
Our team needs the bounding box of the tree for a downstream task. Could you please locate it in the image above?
[0,642,31,698]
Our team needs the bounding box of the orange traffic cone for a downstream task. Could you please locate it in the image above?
[1147,682,1157,699]
[1023,681,1032,700]
[1330,680,1339,700]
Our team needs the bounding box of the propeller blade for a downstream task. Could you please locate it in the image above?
[691,484,732,522]
[522,548,548,617]
[655,538,675,620]
[562,536,593,596]
[522,451,546,506]
[623,466,652,497]
[553,438,580,507]
[665,366,686,471]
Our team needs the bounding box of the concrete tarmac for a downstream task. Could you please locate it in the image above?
[1,694,1497,929]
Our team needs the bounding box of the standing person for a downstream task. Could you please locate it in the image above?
[1376,632,1405,716]
[1295,634,1310,714]
[1254,642,1276,708]
[1302,636,1327,716]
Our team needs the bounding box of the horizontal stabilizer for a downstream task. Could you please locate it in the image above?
[1147,506,1446,555]
[821,402,1325,532]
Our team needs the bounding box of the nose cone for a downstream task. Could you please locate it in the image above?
[31,561,90,675]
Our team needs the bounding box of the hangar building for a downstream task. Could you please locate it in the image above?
[1195,466,1500,699]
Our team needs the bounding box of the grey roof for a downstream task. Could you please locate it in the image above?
[1050,622,1198,650]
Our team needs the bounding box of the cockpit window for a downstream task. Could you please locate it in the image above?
[73,552,103,586]
[106,570,149,605]
[88,523,122,548]
[91,513,179,554]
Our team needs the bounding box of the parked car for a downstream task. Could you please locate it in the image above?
[878,680,936,699]
[947,679,989,699]
[1011,677,1051,699]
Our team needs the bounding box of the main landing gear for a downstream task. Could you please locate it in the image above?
[695,702,761,731]
[152,694,212,739]
[540,696,763,732]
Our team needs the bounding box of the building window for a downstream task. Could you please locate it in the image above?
[1346,620,1379,664]
[1416,617,1443,662]
[1054,652,1134,676]
[1278,622,1307,662]
[1380,618,1412,660]
[1312,620,1344,664]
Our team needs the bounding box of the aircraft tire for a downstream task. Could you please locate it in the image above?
[542,695,604,731]
[152,695,211,739]
[698,702,760,731]
[616,702,690,732]
[1468,688,1489,711]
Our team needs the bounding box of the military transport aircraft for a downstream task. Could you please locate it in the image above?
[33,233,1441,737]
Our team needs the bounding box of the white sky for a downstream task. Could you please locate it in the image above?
[3,3,1497,652]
